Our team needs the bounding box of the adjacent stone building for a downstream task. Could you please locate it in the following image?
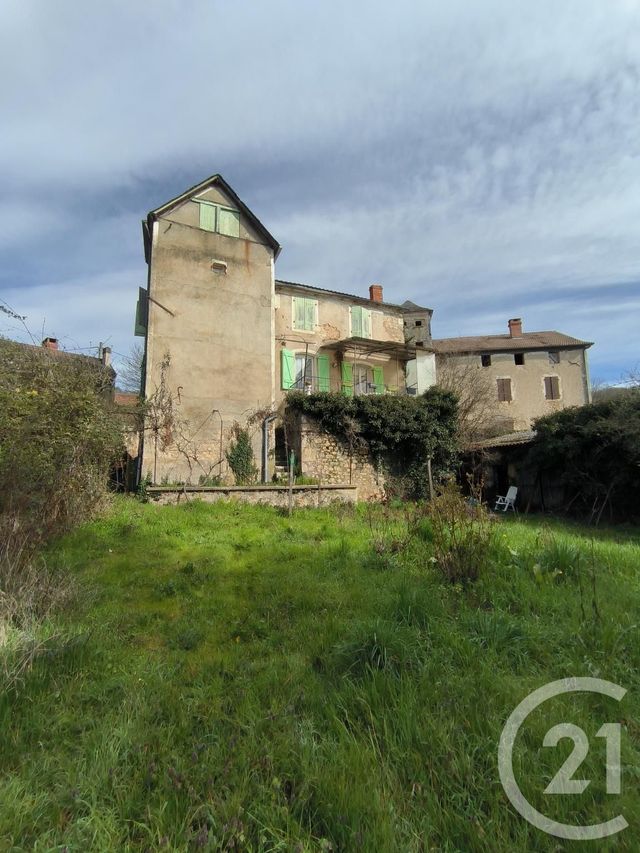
[433,317,592,434]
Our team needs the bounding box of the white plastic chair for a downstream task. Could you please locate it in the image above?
[494,486,517,512]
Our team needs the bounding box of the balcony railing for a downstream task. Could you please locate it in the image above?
[292,374,416,396]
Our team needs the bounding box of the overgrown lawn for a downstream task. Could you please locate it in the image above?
[1,498,639,851]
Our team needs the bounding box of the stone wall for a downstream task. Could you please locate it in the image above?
[297,416,385,501]
[147,483,357,507]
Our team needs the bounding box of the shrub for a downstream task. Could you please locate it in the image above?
[0,338,123,540]
[0,338,122,647]
[287,387,459,498]
[527,393,640,522]
[225,424,258,485]
[427,483,494,584]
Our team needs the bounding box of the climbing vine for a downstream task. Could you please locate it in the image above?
[287,388,459,497]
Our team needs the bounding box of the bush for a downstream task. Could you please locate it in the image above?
[225,424,258,485]
[0,338,123,540]
[427,483,494,584]
[287,387,459,498]
[0,338,122,658]
[528,393,640,522]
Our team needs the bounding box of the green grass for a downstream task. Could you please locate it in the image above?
[1,498,639,851]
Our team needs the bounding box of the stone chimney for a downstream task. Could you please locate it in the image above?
[101,346,112,368]
[508,318,523,338]
[369,284,383,303]
[42,337,59,351]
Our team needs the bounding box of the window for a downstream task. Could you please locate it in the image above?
[350,305,372,338]
[514,353,525,365]
[341,361,385,396]
[548,350,560,365]
[481,354,491,367]
[294,354,314,390]
[281,349,330,391]
[544,376,561,400]
[197,201,240,237]
[497,378,512,402]
[292,297,317,331]
[415,320,422,327]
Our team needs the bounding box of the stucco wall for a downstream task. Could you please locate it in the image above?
[143,189,275,484]
[437,348,590,431]
[274,285,409,401]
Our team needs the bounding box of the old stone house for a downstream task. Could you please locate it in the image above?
[433,318,592,435]
[136,174,592,488]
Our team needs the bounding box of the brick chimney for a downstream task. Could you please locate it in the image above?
[42,337,59,351]
[369,284,383,303]
[101,346,112,368]
[508,318,523,338]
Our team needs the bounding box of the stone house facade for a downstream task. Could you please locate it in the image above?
[137,174,434,485]
[433,317,592,434]
[136,174,593,487]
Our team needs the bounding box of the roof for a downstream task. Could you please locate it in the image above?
[469,430,536,450]
[114,391,140,407]
[147,174,281,259]
[321,336,420,358]
[2,339,110,369]
[401,299,431,313]
[276,279,433,313]
[432,331,593,354]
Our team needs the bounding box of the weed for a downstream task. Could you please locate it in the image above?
[427,483,494,584]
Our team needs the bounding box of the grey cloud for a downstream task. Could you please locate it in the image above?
[1,0,639,382]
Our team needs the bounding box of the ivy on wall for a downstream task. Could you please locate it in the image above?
[287,388,459,497]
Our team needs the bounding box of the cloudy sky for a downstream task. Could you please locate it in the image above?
[2,0,639,383]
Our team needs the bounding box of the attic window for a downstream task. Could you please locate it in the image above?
[548,350,560,365]
[197,201,240,238]
[514,353,525,365]
[481,354,491,367]
[415,320,422,327]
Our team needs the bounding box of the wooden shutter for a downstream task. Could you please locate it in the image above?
[362,309,372,339]
[351,305,363,337]
[317,355,330,392]
[281,349,296,389]
[304,299,316,331]
[341,361,354,396]
[372,366,385,394]
[497,378,512,402]
[199,203,216,232]
[293,297,307,330]
[218,207,240,237]
[134,287,148,337]
[545,376,560,400]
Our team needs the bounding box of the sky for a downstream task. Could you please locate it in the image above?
[1,0,639,384]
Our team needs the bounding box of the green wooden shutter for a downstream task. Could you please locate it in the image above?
[199,203,216,232]
[218,207,240,237]
[362,309,372,339]
[304,299,316,331]
[317,355,330,392]
[281,348,296,389]
[351,305,363,337]
[293,297,307,330]
[372,366,384,394]
[341,361,354,396]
